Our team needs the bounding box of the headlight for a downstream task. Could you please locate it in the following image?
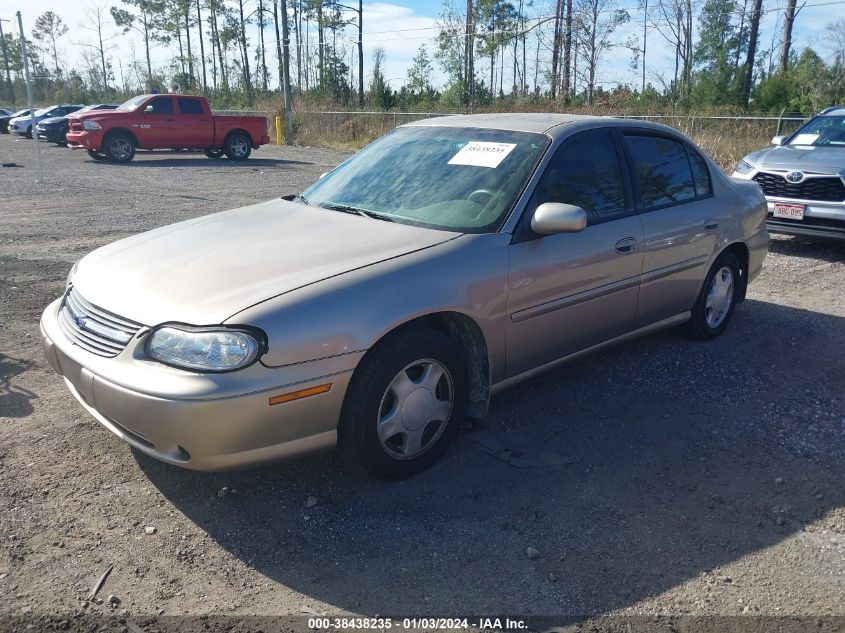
[83,120,101,131]
[145,326,264,372]
[734,159,755,174]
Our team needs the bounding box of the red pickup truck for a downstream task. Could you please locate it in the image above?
[66,94,270,163]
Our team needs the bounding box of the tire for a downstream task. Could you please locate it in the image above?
[684,251,742,340]
[87,149,108,161]
[223,132,251,160]
[339,329,468,480]
[104,132,136,163]
[204,148,225,159]
[24,126,32,138]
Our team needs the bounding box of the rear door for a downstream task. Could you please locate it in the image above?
[506,127,644,377]
[135,96,177,148]
[176,96,213,147]
[621,131,718,327]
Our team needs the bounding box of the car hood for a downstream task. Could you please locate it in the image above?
[38,116,67,125]
[73,198,460,326]
[746,145,845,174]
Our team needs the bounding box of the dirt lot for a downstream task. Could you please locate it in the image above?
[0,135,844,632]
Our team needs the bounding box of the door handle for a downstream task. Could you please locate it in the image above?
[615,237,638,254]
[704,220,719,230]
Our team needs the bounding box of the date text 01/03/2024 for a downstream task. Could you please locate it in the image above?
[307,617,528,630]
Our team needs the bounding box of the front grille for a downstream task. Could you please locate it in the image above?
[753,172,845,202]
[58,288,142,357]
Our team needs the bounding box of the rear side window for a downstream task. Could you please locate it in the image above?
[145,98,173,115]
[532,128,628,226]
[687,147,712,197]
[626,134,696,209]
[178,98,204,115]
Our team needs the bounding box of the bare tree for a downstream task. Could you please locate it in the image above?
[79,3,117,91]
[779,0,804,72]
[575,0,629,104]
[739,0,763,107]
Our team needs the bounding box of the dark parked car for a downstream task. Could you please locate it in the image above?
[36,104,119,144]
[0,108,29,134]
[9,104,85,137]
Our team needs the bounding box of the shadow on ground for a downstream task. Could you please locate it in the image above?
[0,354,36,418]
[138,299,845,616]
[768,234,845,263]
[83,155,313,169]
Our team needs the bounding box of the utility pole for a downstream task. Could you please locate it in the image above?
[0,18,14,107]
[17,11,42,183]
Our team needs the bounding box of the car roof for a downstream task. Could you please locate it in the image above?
[820,106,845,116]
[404,112,683,139]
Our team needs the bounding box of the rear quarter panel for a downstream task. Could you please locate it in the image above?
[212,115,269,146]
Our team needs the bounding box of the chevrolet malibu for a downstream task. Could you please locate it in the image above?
[41,114,768,479]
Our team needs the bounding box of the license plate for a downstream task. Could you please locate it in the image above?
[773,202,805,220]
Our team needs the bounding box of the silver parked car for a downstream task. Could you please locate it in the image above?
[40,114,768,479]
[732,106,845,240]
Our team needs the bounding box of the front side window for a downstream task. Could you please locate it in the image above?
[178,98,203,115]
[626,134,696,209]
[531,128,628,226]
[788,116,845,146]
[301,126,549,233]
[144,98,173,115]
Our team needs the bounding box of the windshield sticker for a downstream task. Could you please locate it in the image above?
[448,141,517,168]
[791,133,819,145]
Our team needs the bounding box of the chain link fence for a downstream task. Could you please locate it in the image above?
[216,108,811,171]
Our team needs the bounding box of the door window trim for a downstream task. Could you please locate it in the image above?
[617,127,715,214]
[512,126,636,243]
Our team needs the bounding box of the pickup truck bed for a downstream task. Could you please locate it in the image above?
[66,94,270,163]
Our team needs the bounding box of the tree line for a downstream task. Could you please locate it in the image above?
[0,0,841,116]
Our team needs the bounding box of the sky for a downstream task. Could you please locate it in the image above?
[0,0,840,95]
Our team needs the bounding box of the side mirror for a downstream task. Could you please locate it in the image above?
[531,203,588,235]
[771,135,786,146]
[143,105,154,114]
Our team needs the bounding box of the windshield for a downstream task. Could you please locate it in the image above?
[301,126,549,233]
[34,107,55,117]
[117,95,150,111]
[788,116,845,147]
[12,109,30,117]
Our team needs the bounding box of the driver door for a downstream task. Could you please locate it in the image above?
[134,96,177,148]
[506,128,644,377]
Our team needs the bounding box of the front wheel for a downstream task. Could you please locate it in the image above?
[203,148,225,159]
[684,251,741,340]
[104,133,136,163]
[339,330,468,480]
[223,132,251,160]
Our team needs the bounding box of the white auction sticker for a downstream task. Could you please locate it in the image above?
[448,141,517,168]
[790,133,819,145]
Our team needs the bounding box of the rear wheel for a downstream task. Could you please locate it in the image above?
[86,149,108,161]
[203,148,225,159]
[339,329,468,480]
[104,133,136,163]
[684,251,741,340]
[223,132,251,160]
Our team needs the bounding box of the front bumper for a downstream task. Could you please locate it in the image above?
[66,130,102,151]
[764,198,845,240]
[37,126,64,142]
[40,297,359,470]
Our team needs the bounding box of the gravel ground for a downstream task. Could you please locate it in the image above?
[0,136,844,632]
